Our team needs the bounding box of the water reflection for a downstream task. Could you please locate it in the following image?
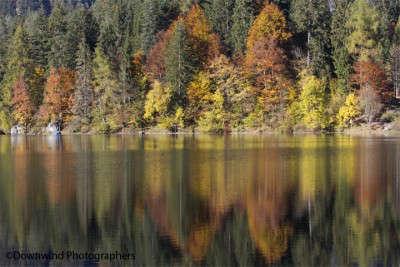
[1,135,400,266]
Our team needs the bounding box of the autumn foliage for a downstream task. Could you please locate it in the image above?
[146,4,221,80]
[12,77,34,126]
[352,60,389,100]
[39,68,75,123]
[245,3,292,117]
[184,4,221,63]
[246,2,291,63]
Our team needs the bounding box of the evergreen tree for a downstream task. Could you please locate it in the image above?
[331,0,352,87]
[204,0,235,53]
[0,25,32,129]
[72,39,93,127]
[290,0,333,76]
[230,0,257,55]
[345,0,381,61]
[24,9,49,107]
[24,9,49,69]
[65,6,87,69]
[369,0,399,61]
[141,0,160,53]
[92,46,119,132]
[47,2,70,68]
[93,0,123,70]
[165,20,198,107]
[0,17,12,84]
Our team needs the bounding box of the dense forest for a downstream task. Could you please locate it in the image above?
[1,0,400,134]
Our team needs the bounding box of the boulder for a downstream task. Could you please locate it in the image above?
[46,123,61,136]
[10,125,25,135]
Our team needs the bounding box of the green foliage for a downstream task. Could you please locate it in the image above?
[0,0,398,133]
[1,24,31,123]
[204,0,235,53]
[346,0,381,61]
[72,39,93,128]
[165,21,199,107]
[290,0,333,76]
[331,0,352,85]
[0,105,11,131]
[48,2,70,68]
[230,0,257,55]
[91,46,120,133]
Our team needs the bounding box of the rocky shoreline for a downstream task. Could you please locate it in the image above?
[2,122,400,137]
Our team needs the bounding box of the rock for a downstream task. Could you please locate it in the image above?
[46,123,61,136]
[10,125,25,135]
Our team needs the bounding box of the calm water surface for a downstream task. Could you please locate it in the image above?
[0,135,400,266]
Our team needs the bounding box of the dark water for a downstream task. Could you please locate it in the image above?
[0,135,400,266]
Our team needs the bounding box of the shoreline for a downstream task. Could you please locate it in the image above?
[2,124,400,137]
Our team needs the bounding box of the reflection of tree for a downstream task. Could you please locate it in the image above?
[246,144,294,263]
[2,136,400,266]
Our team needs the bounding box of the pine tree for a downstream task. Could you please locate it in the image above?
[141,0,160,53]
[24,9,49,108]
[230,0,257,55]
[204,0,235,53]
[47,2,69,68]
[72,39,93,126]
[165,20,198,107]
[0,17,12,84]
[24,9,49,69]
[345,0,381,61]
[290,0,333,76]
[65,6,87,69]
[92,46,119,131]
[331,0,352,86]
[0,25,32,128]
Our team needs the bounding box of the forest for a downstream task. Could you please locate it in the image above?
[0,0,400,134]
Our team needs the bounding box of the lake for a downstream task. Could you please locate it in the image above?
[0,135,400,266]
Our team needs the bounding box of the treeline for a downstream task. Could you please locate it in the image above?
[1,0,400,133]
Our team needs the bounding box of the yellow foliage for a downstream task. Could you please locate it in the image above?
[198,90,226,132]
[337,93,361,128]
[187,72,212,104]
[144,80,172,121]
[246,3,291,54]
[159,107,185,130]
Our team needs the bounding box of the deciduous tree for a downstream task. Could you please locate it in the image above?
[40,67,75,124]
[245,3,292,120]
[297,71,328,129]
[352,60,388,122]
[12,77,34,127]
